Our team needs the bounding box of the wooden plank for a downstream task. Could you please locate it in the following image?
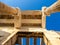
[42,7,46,28]
[44,30,60,45]
[21,23,41,27]
[14,8,21,28]
[22,19,42,24]
[34,38,37,45]
[2,29,18,45]
[7,39,11,45]
[4,43,7,45]
[21,10,42,15]
[0,19,14,23]
[26,38,29,45]
[0,2,17,15]
[22,15,42,19]
[11,34,17,45]
[18,30,43,38]
[0,12,15,15]
[0,30,11,45]
[18,37,22,45]
[43,35,48,45]
[45,1,60,15]
[57,32,60,35]
[19,28,46,32]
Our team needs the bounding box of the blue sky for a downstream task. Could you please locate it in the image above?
[0,0,60,31]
